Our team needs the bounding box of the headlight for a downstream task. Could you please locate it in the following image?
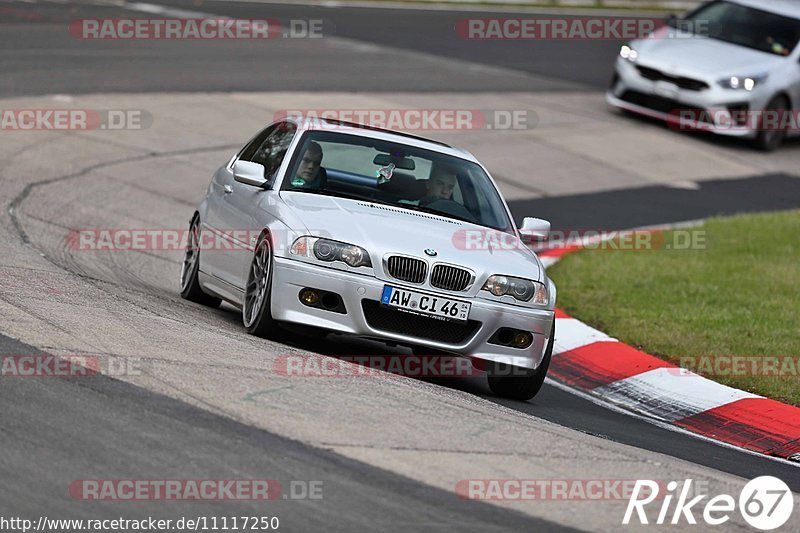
[718,74,767,92]
[620,45,638,62]
[290,237,372,268]
[482,275,547,304]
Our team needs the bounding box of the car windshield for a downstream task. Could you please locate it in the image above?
[281,129,514,232]
[684,0,800,56]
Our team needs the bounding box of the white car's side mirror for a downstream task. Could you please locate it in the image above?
[519,217,551,239]
[233,160,268,188]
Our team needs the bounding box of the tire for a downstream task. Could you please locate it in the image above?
[754,96,790,152]
[179,214,222,308]
[242,233,283,339]
[487,320,555,401]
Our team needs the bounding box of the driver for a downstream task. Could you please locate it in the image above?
[419,164,457,206]
[291,142,324,188]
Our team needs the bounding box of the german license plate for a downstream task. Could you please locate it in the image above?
[381,285,471,323]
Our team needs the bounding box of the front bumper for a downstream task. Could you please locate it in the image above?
[270,257,555,370]
[607,58,773,139]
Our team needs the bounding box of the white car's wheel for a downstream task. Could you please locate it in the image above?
[487,320,554,401]
[243,234,282,339]
[179,214,221,308]
[755,96,790,152]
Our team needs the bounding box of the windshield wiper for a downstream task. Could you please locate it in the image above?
[403,203,476,225]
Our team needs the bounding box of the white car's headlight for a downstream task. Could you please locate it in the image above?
[620,45,639,62]
[290,237,372,268]
[482,275,547,304]
[718,74,768,91]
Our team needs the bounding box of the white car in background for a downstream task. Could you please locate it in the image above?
[608,0,800,150]
[180,118,557,401]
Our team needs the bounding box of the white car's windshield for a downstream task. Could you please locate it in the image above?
[281,130,515,232]
[685,0,800,56]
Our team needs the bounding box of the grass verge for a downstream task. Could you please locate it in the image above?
[548,210,800,406]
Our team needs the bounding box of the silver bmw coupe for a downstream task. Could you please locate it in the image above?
[180,118,556,400]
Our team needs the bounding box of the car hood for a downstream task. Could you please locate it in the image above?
[280,191,541,282]
[633,32,786,79]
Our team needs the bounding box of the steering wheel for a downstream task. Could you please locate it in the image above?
[424,198,477,223]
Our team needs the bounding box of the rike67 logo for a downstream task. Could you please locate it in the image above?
[624,477,794,530]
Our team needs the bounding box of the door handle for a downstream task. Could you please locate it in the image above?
[223,185,234,195]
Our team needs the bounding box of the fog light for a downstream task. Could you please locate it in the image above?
[300,289,319,306]
[513,332,532,348]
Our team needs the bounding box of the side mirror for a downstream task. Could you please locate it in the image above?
[233,160,268,188]
[519,217,551,240]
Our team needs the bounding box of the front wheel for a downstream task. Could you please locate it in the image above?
[487,320,555,401]
[243,233,282,339]
[179,214,221,308]
[754,96,790,152]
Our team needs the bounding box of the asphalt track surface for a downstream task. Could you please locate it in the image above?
[0,0,617,96]
[2,0,800,530]
[0,333,568,532]
[507,174,800,230]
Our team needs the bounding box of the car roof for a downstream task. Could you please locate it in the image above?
[290,117,480,164]
[725,0,800,20]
